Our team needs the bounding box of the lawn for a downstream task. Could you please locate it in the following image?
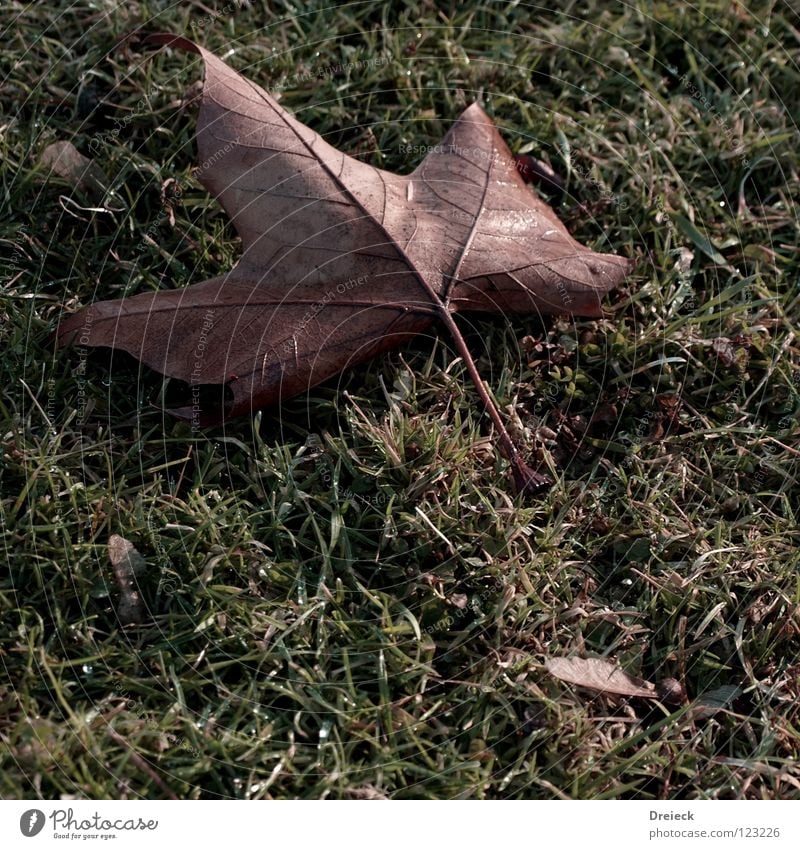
[1,0,799,799]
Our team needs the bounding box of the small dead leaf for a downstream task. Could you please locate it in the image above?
[652,392,684,437]
[711,336,737,368]
[655,393,681,413]
[39,141,108,202]
[674,246,694,274]
[711,336,749,371]
[512,462,552,495]
[545,656,658,699]
[108,534,146,625]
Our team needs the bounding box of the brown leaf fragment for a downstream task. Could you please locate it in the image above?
[711,336,749,371]
[56,33,634,495]
[545,656,658,699]
[711,336,738,367]
[512,460,553,495]
[39,140,109,202]
[653,392,684,436]
[655,393,681,413]
[108,534,146,625]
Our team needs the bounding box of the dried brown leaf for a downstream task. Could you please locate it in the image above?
[545,656,658,699]
[711,336,737,367]
[108,534,145,625]
[40,140,108,202]
[56,34,635,493]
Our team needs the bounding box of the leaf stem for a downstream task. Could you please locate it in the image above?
[435,306,551,495]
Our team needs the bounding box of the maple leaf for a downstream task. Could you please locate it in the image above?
[56,34,634,494]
